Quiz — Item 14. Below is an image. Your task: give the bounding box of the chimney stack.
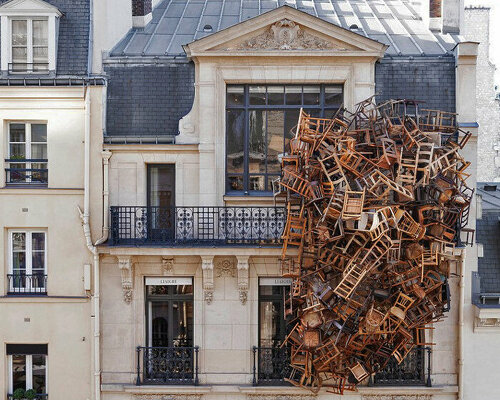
[427,0,463,34]
[132,0,152,28]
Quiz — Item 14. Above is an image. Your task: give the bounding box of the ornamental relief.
[133,395,202,400]
[361,395,432,400]
[216,259,235,277]
[222,19,350,51]
[247,396,316,400]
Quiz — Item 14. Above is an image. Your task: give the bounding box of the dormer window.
[0,0,61,75]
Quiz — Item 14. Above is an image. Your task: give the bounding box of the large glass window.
[10,18,48,72]
[226,84,343,194]
[6,122,48,184]
[259,278,291,348]
[8,230,47,294]
[146,278,194,347]
[7,344,47,397]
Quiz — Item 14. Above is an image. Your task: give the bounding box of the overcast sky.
[464,0,500,87]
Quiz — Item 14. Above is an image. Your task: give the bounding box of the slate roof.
[110,0,461,58]
[0,0,90,76]
[477,183,500,293]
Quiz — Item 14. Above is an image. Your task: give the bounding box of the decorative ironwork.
[110,206,286,246]
[7,394,48,400]
[5,158,48,185]
[136,346,199,385]
[7,274,47,295]
[252,346,291,386]
[370,347,431,386]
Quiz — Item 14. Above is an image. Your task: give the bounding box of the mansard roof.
[0,0,90,76]
[110,0,461,58]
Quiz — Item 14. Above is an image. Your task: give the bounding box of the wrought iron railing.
[8,62,49,73]
[7,394,48,400]
[7,274,47,295]
[110,206,286,246]
[5,159,48,185]
[252,346,291,386]
[370,347,431,386]
[136,346,199,385]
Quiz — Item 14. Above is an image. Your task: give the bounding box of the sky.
[464,0,500,87]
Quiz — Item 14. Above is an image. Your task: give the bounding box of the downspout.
[458,249,466,400]
[78,85,101,400]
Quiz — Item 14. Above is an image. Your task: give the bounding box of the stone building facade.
[0,0,490,400]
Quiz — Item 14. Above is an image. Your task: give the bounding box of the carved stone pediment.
[220,19,353,51]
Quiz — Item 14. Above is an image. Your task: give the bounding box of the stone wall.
[463,7,500,182]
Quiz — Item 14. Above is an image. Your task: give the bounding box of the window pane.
[33,20,48,46]
[249,86,266,105]
[172,301,193,347]
[228,176,244,191]
[249,110,266,174]
[226,86,244,106]
[249,175,265,191]
[226,110,244,174]
[31,124,47,142]
[13,232,26,251]
[12,47,28,63]
[10,124,26,142]
[9,144,26,159]
[284,109,300,152]
[267,111,284,173]
[259,301,282,347]
[325,86,343,106]
[171,284,193,295]
[32,355,47,394]
[285,86,302,105]
[12,20,27,46]
[267,86,284,105]
[303,85,320,105]
[151,302,169,347]
[12,355,27,391]
[33,47,48,64]
[31,144,47,159]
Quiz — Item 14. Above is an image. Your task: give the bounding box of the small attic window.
[484,185,497,192]
[0,0,62,75]
[349,24,359,30]
[203,24,213,33]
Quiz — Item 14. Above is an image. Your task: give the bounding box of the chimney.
[428,0,463,34]
[132,0,152,28]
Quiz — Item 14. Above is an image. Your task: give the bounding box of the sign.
[145,277,193,286]
[260,277,292,286]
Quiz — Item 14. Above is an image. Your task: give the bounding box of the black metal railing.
[136,346,199,385]
[7,394,48,400]
[5,159,48,185]
[111,206,286,246]
[252,346,291,386]
[7,274,47,295]
[370,347,431,386]
[8,62,49,73]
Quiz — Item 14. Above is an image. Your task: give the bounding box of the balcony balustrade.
[7,395,47,400]
[7,274,47,295]
[136,346,199,385]
[110,206,286,246]
[252,346,291,386]
[5,159,48,185]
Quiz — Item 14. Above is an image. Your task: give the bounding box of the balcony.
[7,274,47,295]
[110,206,286,246]
[5,159,48,186]
[370,347,431,386]
[252,346,291,386]
[136,346,199,385]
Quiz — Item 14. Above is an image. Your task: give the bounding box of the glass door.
[147,164,175,241]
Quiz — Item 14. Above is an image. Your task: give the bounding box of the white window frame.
[10,17,49,73]
[8,229,47,293]
[0,0,62,74]
[6,122,48,184]
[8,354,48,394]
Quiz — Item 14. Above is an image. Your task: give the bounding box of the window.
[8,230,47,294]
[6,122,48,185]
[7,344,47,397]
[226,84,343,194]
[0,0,62,74]
[11,18,48,72]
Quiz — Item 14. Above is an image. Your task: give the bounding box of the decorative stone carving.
[117,256,134,304]
[216,259,235,277]
[201,256,214,304]
[361,396,431,400]
[237,256,250,305]
[133,395,202,400]
[228,19,348,51]
[162,256,174,275]
[248,395,316,400]
[476,317,500,328]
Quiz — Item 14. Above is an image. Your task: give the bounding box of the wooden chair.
[342,189,366,220]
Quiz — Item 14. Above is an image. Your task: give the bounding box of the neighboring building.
[0,0,105,399]
[463,7,500,182]
[96,1,478,400]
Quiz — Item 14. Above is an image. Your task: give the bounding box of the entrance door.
[147,165,175,242]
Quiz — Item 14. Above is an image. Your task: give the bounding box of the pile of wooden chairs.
[276,98,473,393]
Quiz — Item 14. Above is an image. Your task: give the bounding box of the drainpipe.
[457,249,466,400]
[78,85,101,400]
[95,150,112,246]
